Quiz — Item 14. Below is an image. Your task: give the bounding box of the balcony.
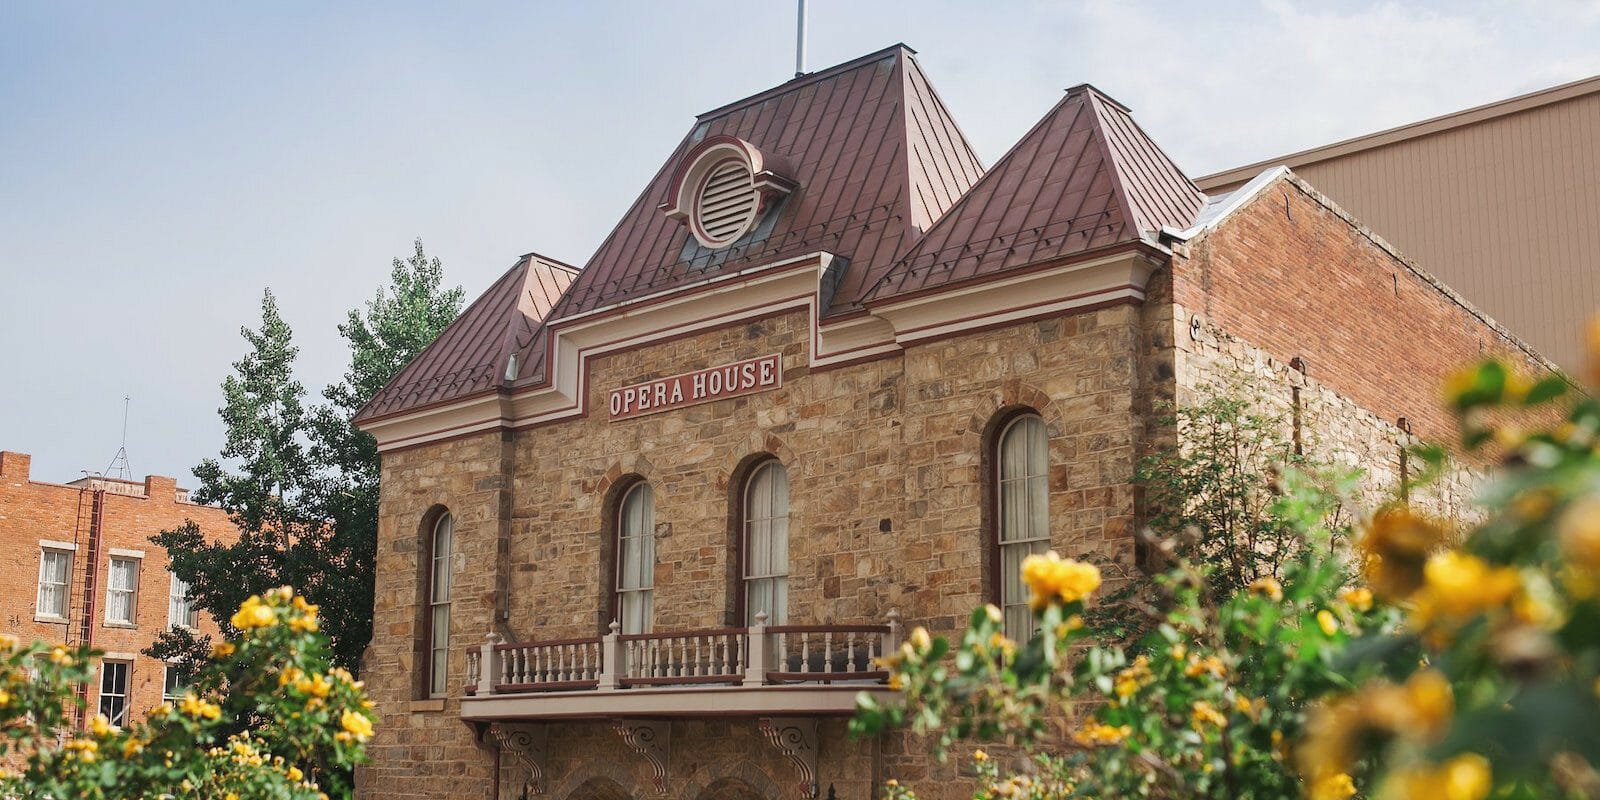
[459,611,902,721]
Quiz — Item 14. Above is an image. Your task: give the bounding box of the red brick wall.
[0,451,233,728]
[1171,174,1554,446]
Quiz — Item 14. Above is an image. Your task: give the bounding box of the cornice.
[359,248,1165,453]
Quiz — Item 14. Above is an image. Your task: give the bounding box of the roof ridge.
[696,43,914,121]
[1081,88,1205,236]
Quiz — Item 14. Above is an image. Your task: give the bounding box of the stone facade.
[356,167,1558,800]
[0,451,229,728]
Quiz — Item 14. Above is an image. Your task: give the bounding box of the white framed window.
[997,414,1051,640]
[162,664,186,702]
[36,548,72,620]
[105,557,139,625]
[615,483,655,635]
[169,572,199,629]
[99,661,129,727]
[427,512,453,698]
[743,461,790,626]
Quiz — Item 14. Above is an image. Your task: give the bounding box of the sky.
[3,0,1599,487]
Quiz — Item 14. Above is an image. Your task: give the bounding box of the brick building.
[351,46,1554,800]
[0,450,229,728]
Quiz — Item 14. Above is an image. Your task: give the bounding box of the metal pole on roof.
[795,0,808,77]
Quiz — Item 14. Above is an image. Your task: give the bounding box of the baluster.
[735,634,746,672]
[847,636,858,673]
[691,636,701,676]
[824,632,834,674]
[625,640,637,679]
[720,635,731,675]
[515,649,526,685]
[777,631,787,672]
[581,642,591,680]
[800,632,811,673]
[564,644,573,681]
[649,640,659,678]
[498,649,510,685]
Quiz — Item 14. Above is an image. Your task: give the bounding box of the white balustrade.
[475,609,902,694]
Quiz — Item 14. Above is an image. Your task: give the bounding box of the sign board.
[609,353,782,420]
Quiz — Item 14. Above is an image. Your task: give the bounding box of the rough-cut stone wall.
[358,431,508,798]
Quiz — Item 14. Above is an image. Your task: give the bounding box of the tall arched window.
[426,512,453,698]
[616,483,655,635]
[996,414,1050,640]
[742,461,790,625]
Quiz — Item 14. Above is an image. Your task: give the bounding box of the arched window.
[742,461,789,625]
[616,483,655,635]
[426,512,453,698]
[996,414,1050,640]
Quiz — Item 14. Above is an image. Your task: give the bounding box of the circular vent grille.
[694,159,759,247]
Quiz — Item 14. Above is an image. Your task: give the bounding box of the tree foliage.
[0,589,373,799]
[152,240,463,675]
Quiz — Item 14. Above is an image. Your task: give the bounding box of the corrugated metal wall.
[1199,88,1600,373]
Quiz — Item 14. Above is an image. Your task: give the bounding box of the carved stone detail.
[758,717,819,800]
[613,720,671,796]
[491,723,548,797]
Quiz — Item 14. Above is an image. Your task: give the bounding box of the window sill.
[409,699,447,713]
[34,615,68,625]
[103,622,137,630]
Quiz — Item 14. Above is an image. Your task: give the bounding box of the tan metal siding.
[1200,89,1600,372]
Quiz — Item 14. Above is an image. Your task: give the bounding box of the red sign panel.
[609,353,782,420]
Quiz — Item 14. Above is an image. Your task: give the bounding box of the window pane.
[99,662,128,727]
[743,462,789,624]
[431,514,453,604]
[163,666,185,701]
[430,645,448,696]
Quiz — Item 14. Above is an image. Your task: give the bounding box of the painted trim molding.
[359,247,1164,452]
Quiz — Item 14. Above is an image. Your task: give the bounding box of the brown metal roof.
[869,85,1205,302]
[356,253,577,421]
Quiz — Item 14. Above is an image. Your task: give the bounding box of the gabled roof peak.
[695,43,917,122]
[1064,83,1131,113]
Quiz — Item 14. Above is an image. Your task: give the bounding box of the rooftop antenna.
[104,396,132,481]
[794,0,808,77]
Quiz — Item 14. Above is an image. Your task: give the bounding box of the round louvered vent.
[693,159,760,248]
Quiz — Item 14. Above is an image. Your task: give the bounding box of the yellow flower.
[1411,551,1521,627]
[48,646,74,666]
[1381,753,1492,800]
[1558,495,1600,572]
[1020,551,1101,610]
[1114,655,1152,699]
[1168,643,1187,661]
[295,673,334,699]
[1248,576,1284,601]
[231,595,277,630]
[0,634,16,651]
[286,765,304,781]
[1360,509,1447,599]
[1317,610,1339,636]
[1072,721,1131,746]
[1184,655,1227,679]
[179,692,221,720]
[1338,587,1373,613]
[1310,772,1357,800]
[340,709,374,741]
[908,626,931,652]
[1190,700,1228,730]
[213,641,237,658]
[0,690,10,706]
[972,749,988,763]
[90,714,112,737]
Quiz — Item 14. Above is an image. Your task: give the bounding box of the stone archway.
[694,777,769,800]
[563,776,633,800]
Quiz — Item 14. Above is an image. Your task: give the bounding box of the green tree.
[152,240,463,675]
[304,238,464,674]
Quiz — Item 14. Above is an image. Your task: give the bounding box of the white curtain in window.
[998,415,1050,640]
[744,462,790,626]
[37,550,70,618]
[428,513,453,698]
[107,559,137,624]
[169,572,198,629]
[617,484,655,635]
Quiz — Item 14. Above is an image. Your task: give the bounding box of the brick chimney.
[0,451,31,482]
[143,474,178,502]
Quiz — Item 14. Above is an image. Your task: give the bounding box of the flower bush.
[855,318,1600,800]
[1299,328,1600,799]
[853,465,1394,800]
[0,587,372,799]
